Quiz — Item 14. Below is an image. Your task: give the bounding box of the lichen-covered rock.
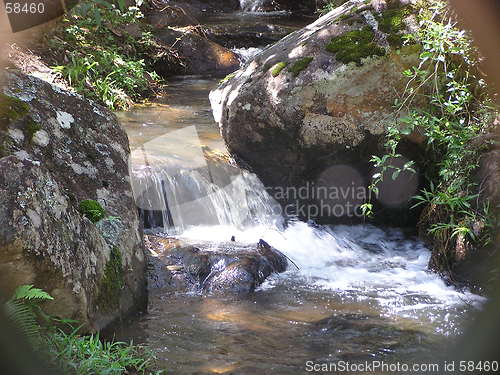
[210,0,424,225]
[0,70,147,331]
[145,236,288,296]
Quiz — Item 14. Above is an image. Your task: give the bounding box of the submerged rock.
[0,71,147,331]
[145,236,288,295]
[210,0,425,225]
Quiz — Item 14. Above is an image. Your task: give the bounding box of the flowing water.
[115,76,485,374]
[239,0,266,12]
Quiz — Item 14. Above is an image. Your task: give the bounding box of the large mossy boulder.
[0,71,147,331]
[210,0,425,225]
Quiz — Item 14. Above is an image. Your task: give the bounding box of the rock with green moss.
[271,62,288,77]
[96,247,124,311]
[376,6,412,47]
[220,72,237,83]
[326,27,386,65]
[0,70,147,332]
[210,0,424,226]
[0,93,29,128]
[24,118,42,140]
[290,57,314,76]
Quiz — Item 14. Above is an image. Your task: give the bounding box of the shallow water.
[116,75,483,374]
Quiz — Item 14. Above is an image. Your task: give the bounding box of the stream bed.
[114,76,484,374]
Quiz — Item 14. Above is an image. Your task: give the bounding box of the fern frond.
[4,299,41,342]
[3,285,54,346]
[12,284,54,302]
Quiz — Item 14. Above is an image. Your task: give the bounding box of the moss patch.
[376,6,412,48]
[326,27,386,65]
[220,72,236,83]
[271,62,287,77]
[0,93,29,129]
[290,57,313,77]
[79,199,106,223]
[24,118,42,140]
[96,247,124,312]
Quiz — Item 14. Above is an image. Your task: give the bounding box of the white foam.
[179,221,485,316]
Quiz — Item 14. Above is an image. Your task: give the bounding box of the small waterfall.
[240,0,265,12]
[129,126,282,234]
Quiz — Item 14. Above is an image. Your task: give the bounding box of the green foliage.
[46,327,162,375]
[3,285,54,345]
[325,27,386,65]
[49,0,161,109]
[4,284,161,374]
[79,199,106,223]
[97,247,124,311]
[290,57,313,77]
[366,1,497,249]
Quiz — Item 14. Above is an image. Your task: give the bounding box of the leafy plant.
[365,0,497,259]
[47,0,162,109]
[3,285,162,374]
[46,327,163,375]
[3,285,54,345]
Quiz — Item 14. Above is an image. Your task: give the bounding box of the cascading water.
[131,157,282,233]
[122,77,483,326]
[117,76,485,373]
[239,0,265,12]
[128,124,281,234]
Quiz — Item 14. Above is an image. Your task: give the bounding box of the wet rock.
[203,22,297,48]
[154,28,240,77]
[145,236,288,295]
[0,70,147,331]
[210,0,425,225]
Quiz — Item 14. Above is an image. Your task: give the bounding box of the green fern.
[11,284,54,301]
[3,285,54,345]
